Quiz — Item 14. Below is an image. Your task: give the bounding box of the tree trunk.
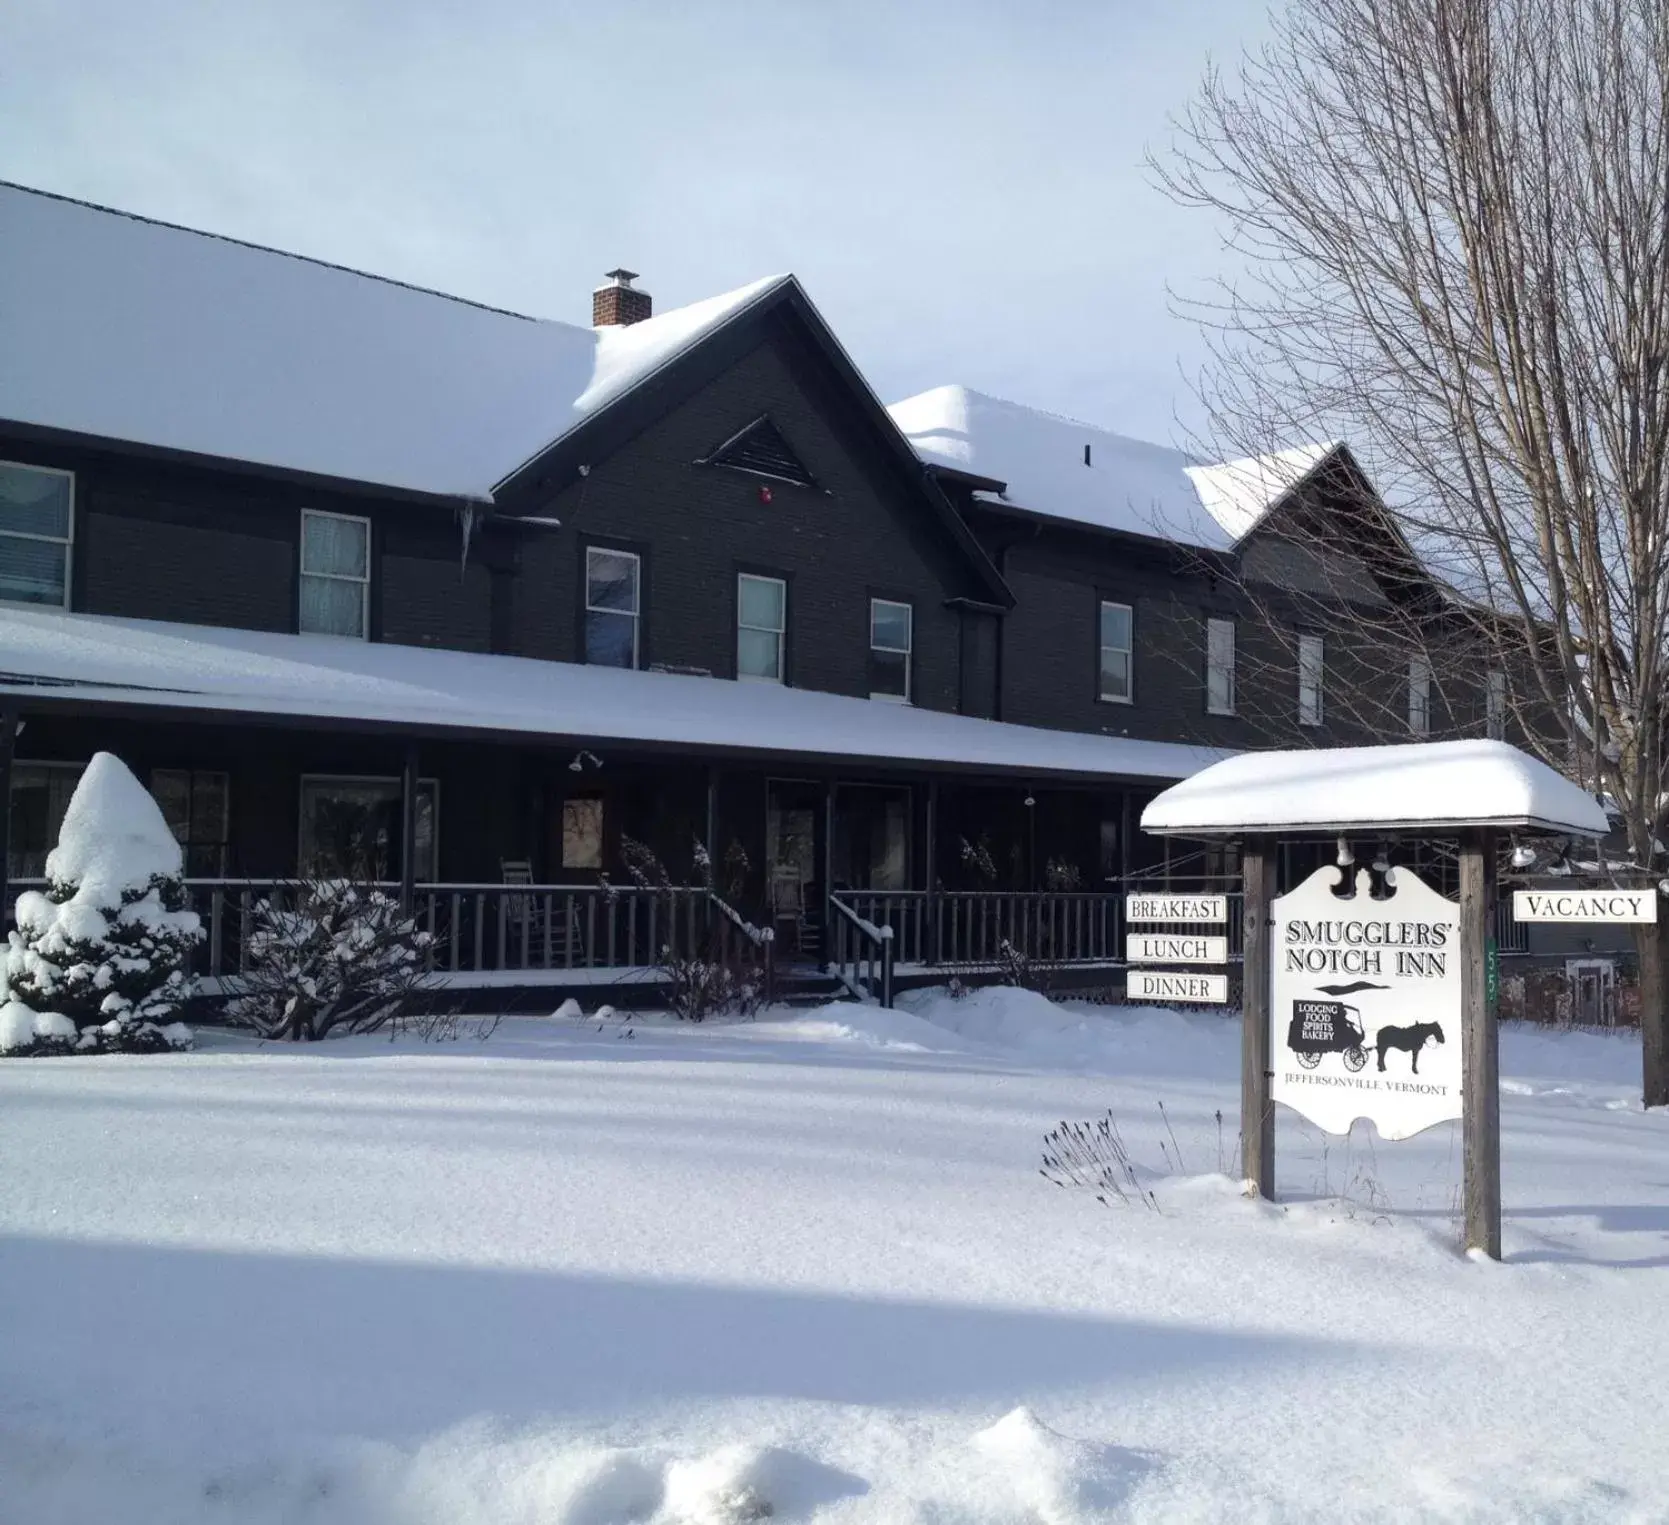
[1637,918,1669,1108]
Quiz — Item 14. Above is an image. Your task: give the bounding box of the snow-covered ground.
[2,989,1665,1523]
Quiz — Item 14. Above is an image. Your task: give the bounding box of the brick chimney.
[592,268,652,327]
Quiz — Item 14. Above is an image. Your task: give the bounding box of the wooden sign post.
[1460,828,1500,1259]
[1241,840,1275,1200]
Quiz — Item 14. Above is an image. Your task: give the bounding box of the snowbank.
[0,989,1663,1522]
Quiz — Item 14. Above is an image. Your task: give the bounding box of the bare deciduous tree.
[1155,0,1669,1103]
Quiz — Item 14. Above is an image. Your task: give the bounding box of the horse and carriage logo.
[1285,983,1446,1075]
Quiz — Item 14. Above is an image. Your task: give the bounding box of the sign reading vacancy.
[1512,889,1657,924]
[1126,932,1228,965]
[1128,969,1229,1004]
[1270,866,1461,1140]
[1125,893,1227,923]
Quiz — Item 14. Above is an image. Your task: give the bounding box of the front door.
[766,779,822,960]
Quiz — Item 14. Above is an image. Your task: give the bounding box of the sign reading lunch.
[1126,933,1228,965]
[1270,865,1462,1140]
[1512,888,1657,924]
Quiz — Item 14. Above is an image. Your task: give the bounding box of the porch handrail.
[826,892,895,1008]
[707,888,776,1004]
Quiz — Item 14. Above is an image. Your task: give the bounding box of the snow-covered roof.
[1141,739,1609,838]
[886,385,1336,551]
[0,609,1226,783]
[0,182,788,500]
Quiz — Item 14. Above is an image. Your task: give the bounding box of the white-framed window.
[1486,668,1507,739]
[584,546,641,668]
[298,774,438,882]
[869,598,913,702]
[299,509,370,638]
[1098,600,1133,703]
[151,768,231,877]
[1408,654,1432,737]
[0,459,73,609]
[737,573,786,682]
[1298,633,1325,727]
[1206,616,1236,715]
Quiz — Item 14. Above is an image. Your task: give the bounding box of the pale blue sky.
[1,0,1263,446]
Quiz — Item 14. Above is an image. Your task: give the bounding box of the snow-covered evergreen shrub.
[227,879,435,1041]
[1,752,200,1057]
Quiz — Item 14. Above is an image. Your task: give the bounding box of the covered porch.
[0,608,1236,1005]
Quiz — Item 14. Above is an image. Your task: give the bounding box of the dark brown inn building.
[0,182,1583,1008]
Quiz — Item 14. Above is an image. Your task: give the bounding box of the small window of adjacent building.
[299,509,370,638]
[1298,633,1325,726]
[1206,617,1236,715]
[561,797,605,870]
[1098,600,1133,703]
[869,598,913,702]
[584,546,641,667]
[298,775,437,882]
[1487,668,1507,739]
[151,768,231,877]
[0,460,73,609]
[1408,654,1432,737]
[737,573,786,682]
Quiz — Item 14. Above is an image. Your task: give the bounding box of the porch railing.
[827,893,895,1007]
[6,879,771,987]
[836,890,1247,970]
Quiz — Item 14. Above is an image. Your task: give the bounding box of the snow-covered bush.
[227,879,435,1041]
[1,752,200,1057]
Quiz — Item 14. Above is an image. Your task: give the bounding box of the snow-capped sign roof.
[0,182,788,499]
[0,609,1227,784]
[44,750,185,895]
[1141,740,1609,838]
[886,384,1335,550]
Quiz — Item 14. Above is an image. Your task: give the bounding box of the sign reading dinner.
[1270,865,1463,1140]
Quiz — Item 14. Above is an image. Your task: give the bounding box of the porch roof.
[0,609,1227,784]
[1140,740,1610,838]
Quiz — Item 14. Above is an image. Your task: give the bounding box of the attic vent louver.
[702,415,816,488]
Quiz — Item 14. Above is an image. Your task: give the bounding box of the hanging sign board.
[1127,969,1229,1004]
[1126,932,1228,965]
[1125,893,1227,923]
[1511,889,1656,924]
[1270,866,1462,1140]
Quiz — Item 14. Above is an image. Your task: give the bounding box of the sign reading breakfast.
[1124,893,1227,924]
[1270,865,1462,1140]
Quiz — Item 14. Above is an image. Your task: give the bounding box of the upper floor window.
[1408,655,1432,737]
[584,546,641,667]
[1297,633,1325,727]
[1206,617,1236,716]
[738,573,786,682]
[870,598,913,702]
[299,509,369,638]
[1098,600,1133,703]
[0,460,73,609]
[1486,668,1507,739]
